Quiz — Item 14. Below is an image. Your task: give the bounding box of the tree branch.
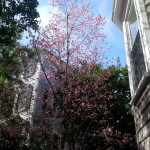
[34,46,56,97]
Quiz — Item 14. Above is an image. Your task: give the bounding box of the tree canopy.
[0,0,39,117]
[0,0,137,149]
[0,0,39,45]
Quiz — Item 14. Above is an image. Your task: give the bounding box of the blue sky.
[21,0,126,66]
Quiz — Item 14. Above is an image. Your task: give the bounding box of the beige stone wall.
[132,83,150,149]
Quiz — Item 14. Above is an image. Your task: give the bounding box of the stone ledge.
[132,85,150,122]
[130,72,150,106]
[135,106,150,132]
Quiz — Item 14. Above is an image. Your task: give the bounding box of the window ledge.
[130,72,150,105]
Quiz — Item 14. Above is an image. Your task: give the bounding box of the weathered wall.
[132,82,150,150]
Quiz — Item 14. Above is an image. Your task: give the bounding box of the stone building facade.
[13,57,44,124]
[112,0,150,149]
[12,54,65,149]
[13,55,57,125]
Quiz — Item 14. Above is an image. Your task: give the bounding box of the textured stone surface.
[132,83,150,149]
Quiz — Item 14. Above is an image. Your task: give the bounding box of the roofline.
[112,0,128,31]
[112,0,117,25]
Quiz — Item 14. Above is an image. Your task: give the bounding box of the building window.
[16,84,33,112]
[128,3,146,89]
[42,90,48,110]
[129,4,138,45]
[130,32,146,88]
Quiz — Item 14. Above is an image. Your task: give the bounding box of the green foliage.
[106,66,133,129]
[81,66,137,150]
[0,0,39,117]
[0,0,39,82]
[0,0,39,45]
[0,46,36,118]
[0,80,14,117]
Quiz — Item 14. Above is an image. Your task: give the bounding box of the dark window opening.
[42,90,48,109]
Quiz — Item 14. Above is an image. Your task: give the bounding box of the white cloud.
[37,5,51,27]
[37,4,59,27]
[20,3,57,45]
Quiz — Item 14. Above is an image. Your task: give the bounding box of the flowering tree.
[28,0,136,150]
[29,0,108,148]
[31,0,106,69]
[29,65,136,150]
[0,0,136,149]
[29,0,107,113]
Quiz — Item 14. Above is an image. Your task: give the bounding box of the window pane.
[129,5,138,44]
